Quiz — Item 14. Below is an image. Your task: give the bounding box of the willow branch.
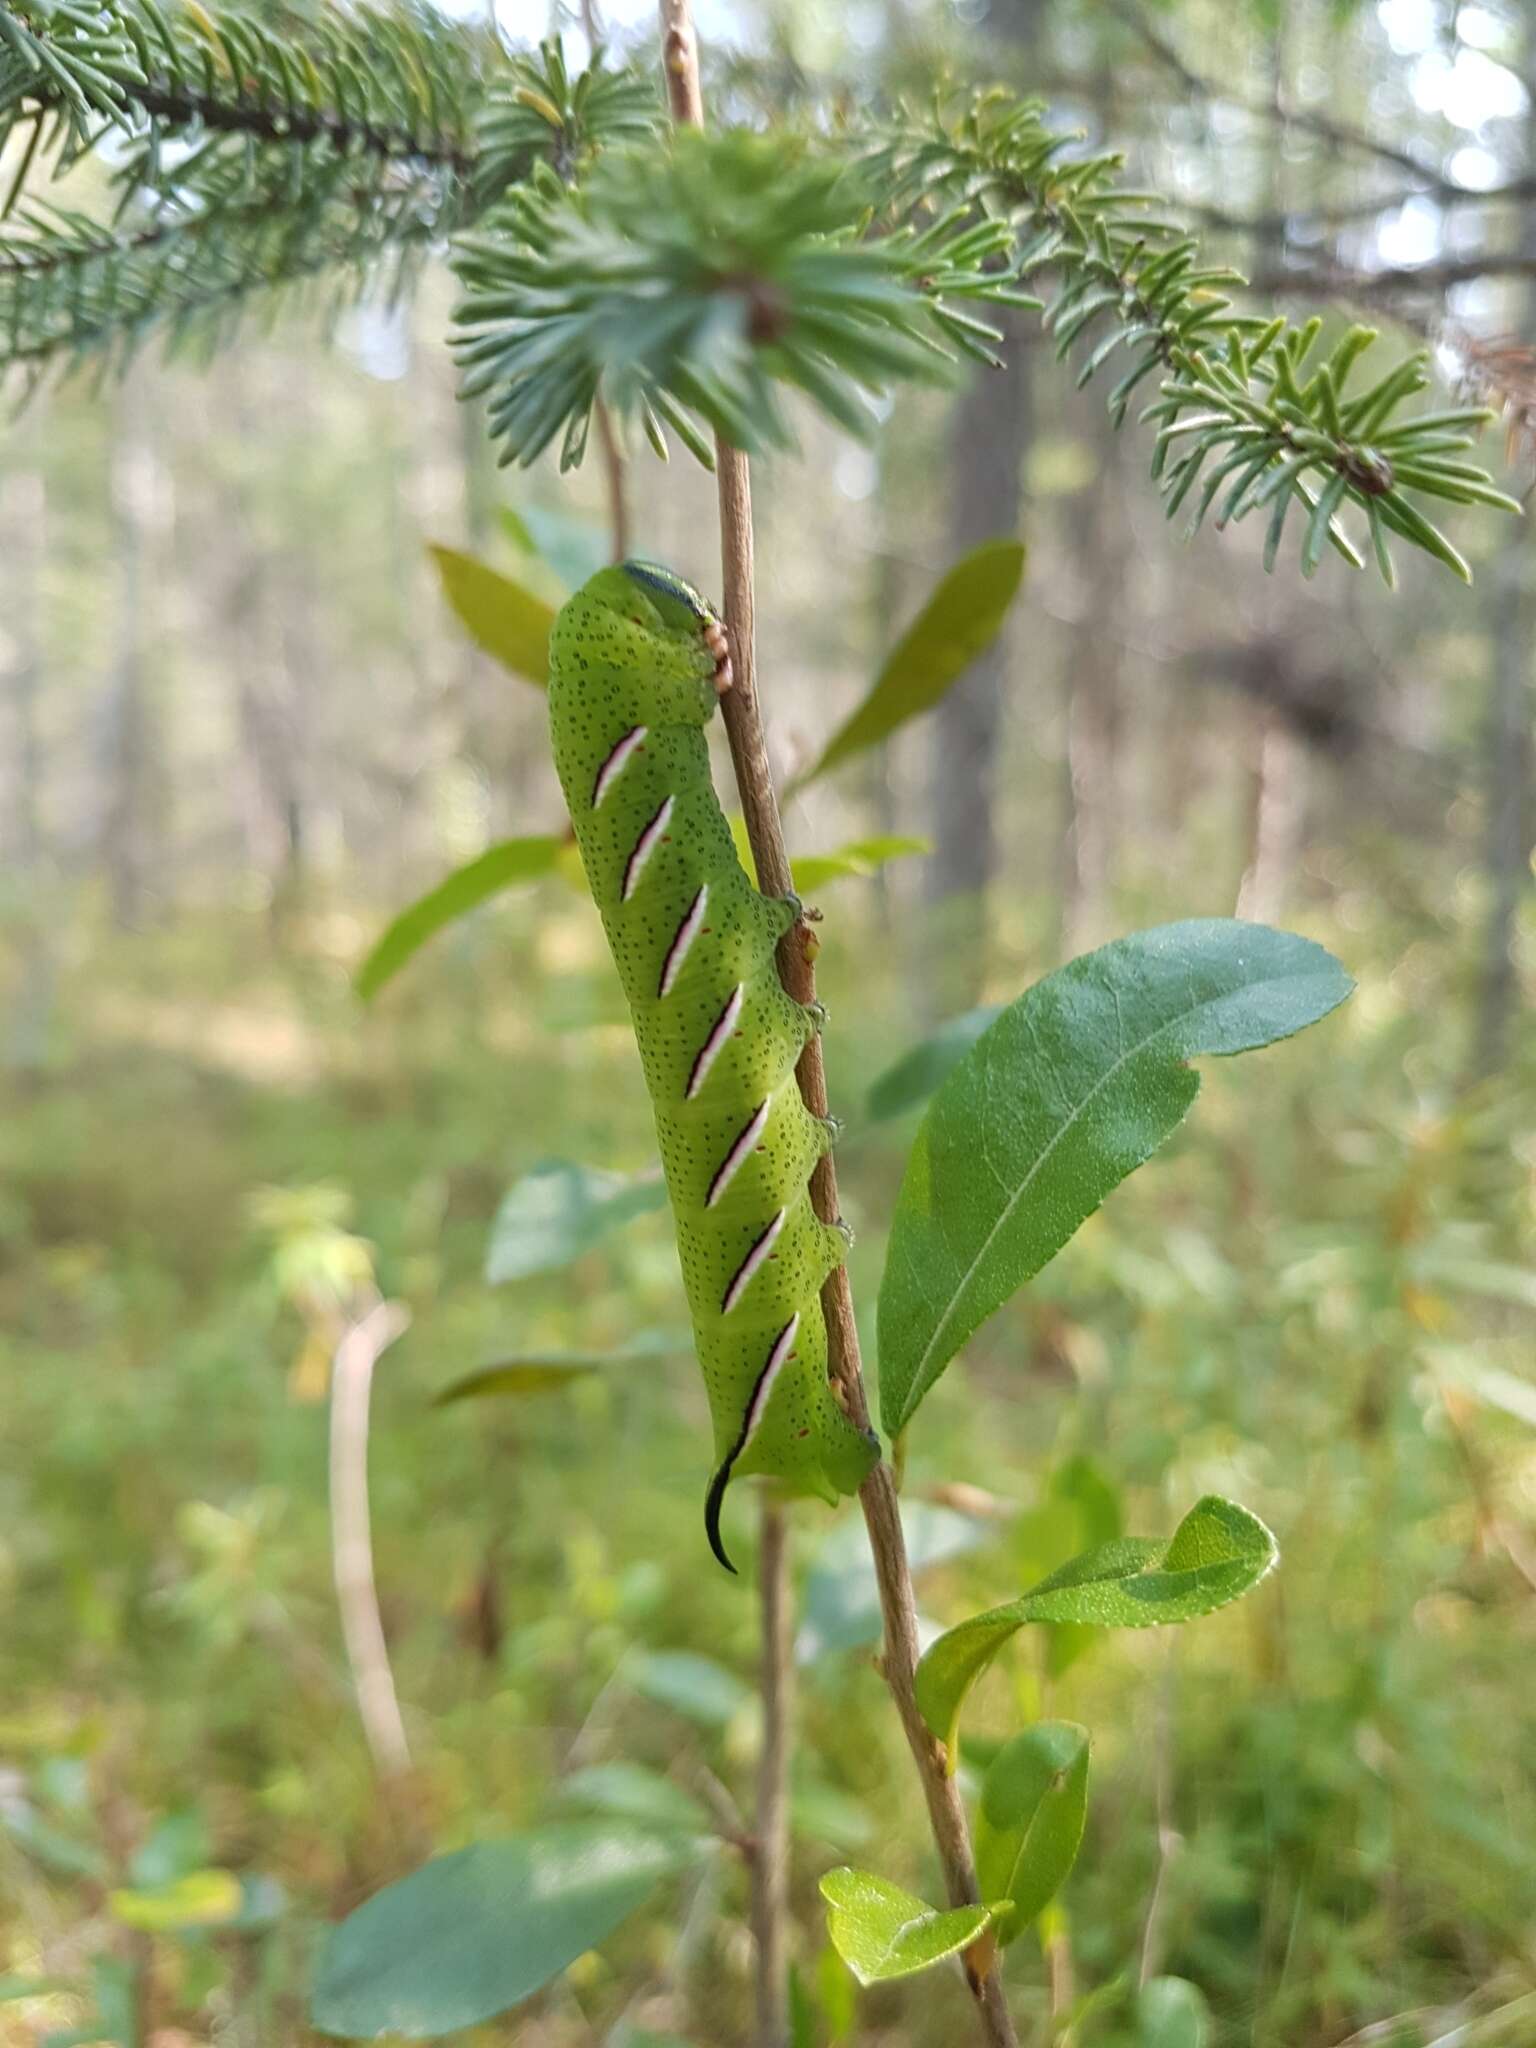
[753,1496,792,2048]
[657,6,1016,2043]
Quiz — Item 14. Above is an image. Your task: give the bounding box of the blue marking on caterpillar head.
[623,559,715,626]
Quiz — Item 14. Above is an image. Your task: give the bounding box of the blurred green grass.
[1,864,1532,2047]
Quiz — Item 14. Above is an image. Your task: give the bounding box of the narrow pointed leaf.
[310,1827,688,2039]
[876,921,1352,1436]
[819,1868,997,1985]
[356,837,565,999]
[915,1496,1277,1754]
[108,1869,244,1931]
[435,1331,678,1406]
[432,1357,607,1405]
[974,1722,1089,1939]
[430,544,556,685]
[795,541,1026,786]
[791,836,930,891]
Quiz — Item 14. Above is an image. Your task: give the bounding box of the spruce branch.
[0,166,442,374]
[470,33,659,206]
[0,19,657,377]
[1,0,488,181]
[450,127,1039,472]
[2,4,1517,577]
[864,88,1521,583]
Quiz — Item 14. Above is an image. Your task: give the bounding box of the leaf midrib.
[896,972,1285,1421]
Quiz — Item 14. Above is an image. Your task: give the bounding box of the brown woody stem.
[655,8,1017,2044]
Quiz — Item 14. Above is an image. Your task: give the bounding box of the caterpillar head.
[568,562,732,722]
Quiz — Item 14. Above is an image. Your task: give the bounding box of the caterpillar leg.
[773,888,803,932]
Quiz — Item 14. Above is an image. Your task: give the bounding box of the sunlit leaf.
[796,541,1026,786]
[817,1938,859,2041]
[876,921,1353,1436]
[109,1869,244,1931]
[974,1723,1089,1940]
[1433,1351,1536,1430]
[866,1004,1003,1122]
[792,836,930,892]
[819,1867,996,1985]
[430,544,555,686]
[485,1161,666,1285]
[915,1496,1277,1755]
[1418,1257,1536,1312]
[723,820,928,894]
[356,837,565,1000]
[310,1827,690,2039]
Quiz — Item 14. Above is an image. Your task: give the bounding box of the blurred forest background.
[3,0,1535,2044]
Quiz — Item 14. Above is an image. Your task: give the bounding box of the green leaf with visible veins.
[916,1496,1278,1756]
[975,1723,1089,1940]
[430,544,555,686]
[876,920,1353,1436]
[819,1868,997,1985]
[794,541,1025,787]
[356,837,565,999]
[310,1826,691,2038]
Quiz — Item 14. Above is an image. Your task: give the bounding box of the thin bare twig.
[592,392,630,562]
[329,1294,413,1781]
[1245,253,1536,298]
[657,8,1017,2043]
[754,1497,793,2048]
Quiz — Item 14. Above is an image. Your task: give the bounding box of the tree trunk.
[1472,530,1533,1076]
[926,323,1032,989]
[2,462,55,1074]
[1060,427,1127,959]
[1236,704,1308,925]
[98,398,160,926]
[925,0,1043,998]
[1471,60,1536,1078]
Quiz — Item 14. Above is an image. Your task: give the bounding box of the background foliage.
[2,0,1534,2043]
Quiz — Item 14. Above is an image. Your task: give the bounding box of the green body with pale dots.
[547,561,879,1569]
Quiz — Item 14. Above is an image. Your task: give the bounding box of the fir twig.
[863,88,1521,583]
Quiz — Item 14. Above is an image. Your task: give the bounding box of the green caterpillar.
[548,561,880,1571]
